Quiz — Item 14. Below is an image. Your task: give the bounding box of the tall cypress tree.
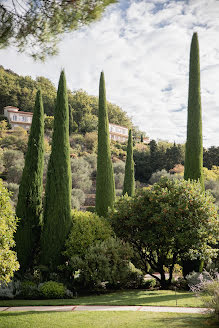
[69,104,73,135]
[184,32,204,191]
[123,129,135,197]
[41,70,72,270]
[16,90,44,272]
[96,71,115,217]
[183,32,204,276]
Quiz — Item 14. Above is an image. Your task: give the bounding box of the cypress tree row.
[184,32,204,191]
[96,71,115,217]
[16,90,44,272]
[41,70,72,270]
[123,129,135,197]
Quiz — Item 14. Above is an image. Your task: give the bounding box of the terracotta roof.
[7,110,33,115]
[109,122,129,129]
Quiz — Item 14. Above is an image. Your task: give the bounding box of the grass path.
[0,311,217,328]
[0,290,204,308]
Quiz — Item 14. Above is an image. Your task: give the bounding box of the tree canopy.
[0,0,117,60]
[109,178,219,288]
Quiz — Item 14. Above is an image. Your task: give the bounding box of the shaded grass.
[0,311,216,328]
[0,290,204,307]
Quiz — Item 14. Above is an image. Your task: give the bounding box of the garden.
[0,1,219,328]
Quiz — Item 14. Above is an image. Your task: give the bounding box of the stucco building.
[4,106,33,130]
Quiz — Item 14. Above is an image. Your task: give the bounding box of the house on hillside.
[109,123,129,143]
[4,106,33,130]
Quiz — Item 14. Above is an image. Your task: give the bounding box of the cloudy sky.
[0,0,219,147]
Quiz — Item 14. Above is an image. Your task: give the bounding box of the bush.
[64,211,113,259]
[189,271,219,322]
[0,179,19,283]
[18,281,40,299]
[70,237,133,289]
[143,279,156,289]
[39,281,66,299]
[124,263,145,289]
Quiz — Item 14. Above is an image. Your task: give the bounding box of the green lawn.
[0,290,204,308]
[0,311,216,328]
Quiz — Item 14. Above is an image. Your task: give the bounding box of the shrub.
[18,281,40,299]
[124,263,145,289]
[39,281,66,299]
[0,179,19,283]
[144,279,156,289]
[189,271,219,322]
[64,210,113,259]
[70,237,133,289]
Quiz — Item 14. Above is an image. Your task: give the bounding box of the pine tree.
[16,90,44,272]
[96,71,115,217]
[123,129,135,196]
[41,70,72,270]
[184,32,204,191]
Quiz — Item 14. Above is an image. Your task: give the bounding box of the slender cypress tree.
[41,70,72,270]
[16,90,44,272]
[184,32,204,191]
[183,32,204,276]
[96,71,115,217]
[123,129,135,197]
[69,104,73,135]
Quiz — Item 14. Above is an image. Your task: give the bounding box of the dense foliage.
[96,72,115,216]
[0,179,19,283]
[0,66,133,132]
[64,210,113,259]
[16,90,44,272]
[41,71,72,270]
[109,178,219,288]
[184,33,204,190]
[0,0,117,60]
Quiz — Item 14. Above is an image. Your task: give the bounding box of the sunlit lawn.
[0,311,216,328]
[0,290,204,307]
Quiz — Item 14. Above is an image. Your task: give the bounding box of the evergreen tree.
[123,129,135,196]
[96,72,115,217]
[69,104,74,135]
[140,134,143,143]
[184,32,204,191]
[16,90,44,272]
[41,70,72,270]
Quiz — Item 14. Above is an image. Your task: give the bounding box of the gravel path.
[0,305,210,314]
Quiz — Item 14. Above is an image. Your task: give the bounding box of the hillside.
[0,65,135,135]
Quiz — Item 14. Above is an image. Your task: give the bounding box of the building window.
[22,116,27,122]
[12,115,17,121]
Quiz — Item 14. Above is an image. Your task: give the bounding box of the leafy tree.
[71,157,92,192]
[109,178,219,288]
[0,0,117,60]
[0,179,19,283]
[96,72,115,217]
[165,143,184,171]
[123,129,135,196]
[184,33,204,191]
[41,71,72,271]
[204,146,219,169]
[15,90,44,272]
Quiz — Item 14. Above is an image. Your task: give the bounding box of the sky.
[0,0,219,147]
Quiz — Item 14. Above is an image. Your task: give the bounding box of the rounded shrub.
[39,281,66,299]
[18,281,40,299]
[65,210,113,259]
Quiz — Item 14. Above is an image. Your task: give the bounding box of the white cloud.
[0,0,219,147]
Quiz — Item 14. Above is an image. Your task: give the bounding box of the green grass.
[0,290,204,308]
[0,311,216,328]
